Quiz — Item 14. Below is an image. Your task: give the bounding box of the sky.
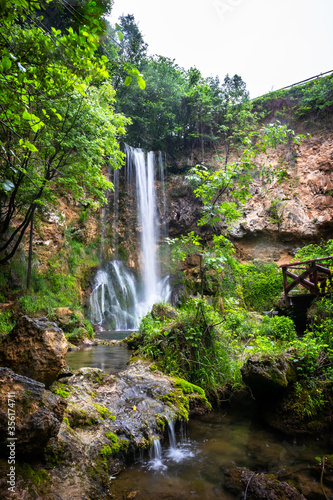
[109,0,333,98]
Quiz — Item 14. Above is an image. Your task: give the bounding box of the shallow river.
[65,330,132,373]
[65,334,331,499]
[112,410,331,499]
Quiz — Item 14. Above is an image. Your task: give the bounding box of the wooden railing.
[280,256,333,305]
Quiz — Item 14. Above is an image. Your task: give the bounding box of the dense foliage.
[112,16,257,155]
[254,73,333,123]
[0,0,129,266]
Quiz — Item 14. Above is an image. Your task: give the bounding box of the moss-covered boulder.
[151,302,177,321]
[224,467,306,499]
[241,353,297,398]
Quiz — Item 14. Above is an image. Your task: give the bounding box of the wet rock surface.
[0,315,68,387]
[224,466,307,499]
[0,367,67,456]
[0,360,210,499]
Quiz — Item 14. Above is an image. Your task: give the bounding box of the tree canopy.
[0,0,129,264]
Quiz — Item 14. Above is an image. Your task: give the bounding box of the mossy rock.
[151,303,177,321]
[65,406,98,428]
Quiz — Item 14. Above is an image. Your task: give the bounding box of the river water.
[65,338,331,499]
[111,410,331,499]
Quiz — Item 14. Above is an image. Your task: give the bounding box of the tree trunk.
[27,208,35,290]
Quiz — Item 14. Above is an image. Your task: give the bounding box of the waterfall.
[89,145,170,331]
[146,420,197,470]
[148,438,166,470]
[129,146,160,306]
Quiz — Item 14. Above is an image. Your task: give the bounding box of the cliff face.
[166,126,333,264]
[15,120,333,278]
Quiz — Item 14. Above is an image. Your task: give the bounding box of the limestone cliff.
[166,126,333,265]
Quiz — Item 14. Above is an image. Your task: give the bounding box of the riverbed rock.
[224,466,306,499]
[0,315,68,386]
[0,367,67,456]
[39,361,211,499]
[241,353,296,398]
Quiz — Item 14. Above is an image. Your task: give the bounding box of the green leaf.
[137,77,146,90]
[22,110,31,120]
[2,56,11,70]
[22,141,38,152]
[124,76,132,86]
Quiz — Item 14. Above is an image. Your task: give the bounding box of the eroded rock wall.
[166,127,333,264]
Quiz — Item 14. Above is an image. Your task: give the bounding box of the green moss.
[51,382,71,399]
[63,417,70,427]
[44,441,66,467]
[103,433,129,455]
[159,389,190,421]
[93,403,116,420]
[66,408,98,428]
[22,464,50,489]
[155,413,167,431]
[174,377,205,396]
[88,456,110,489]
[87,370,107,385]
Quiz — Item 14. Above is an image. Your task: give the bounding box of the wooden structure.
[281,256,333,306]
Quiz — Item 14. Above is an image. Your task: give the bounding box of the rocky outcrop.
[241,353,297,397]
[19,361,210,499]
[167,131,333,263]
[228,134,333,261]
[0,316,68,386]
[224,467,306,499]
[0,367,66,456]
[241,354,333,436]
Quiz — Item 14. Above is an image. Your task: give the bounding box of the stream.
[65,339,331,499]
[112,410,330,499]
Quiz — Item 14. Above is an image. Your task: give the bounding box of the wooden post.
[281,266,290,306]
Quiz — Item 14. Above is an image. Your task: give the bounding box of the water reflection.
[65,344,132,373]
[95,330,131,341]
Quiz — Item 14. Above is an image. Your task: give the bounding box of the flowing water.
[89,146,170,331]
[65,344,132,373]
[111,411,332,499]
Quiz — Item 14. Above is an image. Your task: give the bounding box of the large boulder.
[0,315,68,386]
[0,367,67,456]
[241,353,296,398]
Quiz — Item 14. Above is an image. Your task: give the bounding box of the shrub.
[258,315,297,342]
[0,310,15,336]
[134,297,243,393]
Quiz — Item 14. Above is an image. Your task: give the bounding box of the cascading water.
[89,145,170,331]
[146,419,196,471]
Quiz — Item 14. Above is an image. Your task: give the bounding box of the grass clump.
[0,310,15,336]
